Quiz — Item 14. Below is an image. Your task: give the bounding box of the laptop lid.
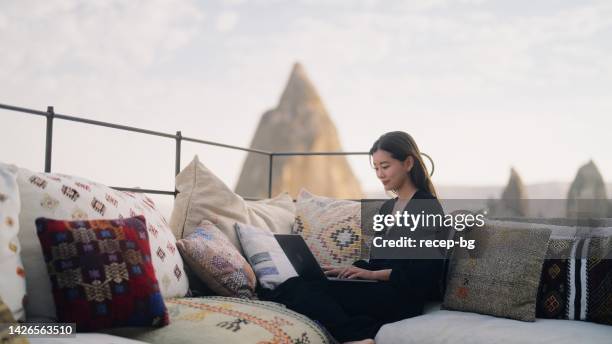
[275,234,378,283]
[274,234,327,282]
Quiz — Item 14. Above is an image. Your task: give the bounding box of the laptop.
[275,234,378,283]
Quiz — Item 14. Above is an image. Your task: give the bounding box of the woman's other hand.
[323,266,376,280]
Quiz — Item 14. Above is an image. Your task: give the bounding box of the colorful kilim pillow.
[537,234,612,325]
[176,220,256,298]
[16,167,188,320]
[35,216,169,331]
[292,188,361,266]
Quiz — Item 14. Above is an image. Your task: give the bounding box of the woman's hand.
[322,265,376,280]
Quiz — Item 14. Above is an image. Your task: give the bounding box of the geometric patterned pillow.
[292,188,361,266]
[176,220,256,299]
[35,216,169,331]
[16,167,188,320]
[537,235,612,325]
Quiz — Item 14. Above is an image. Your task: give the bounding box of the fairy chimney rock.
[495,167,528,217]
[567,160,609,218]
[234,63,363,199]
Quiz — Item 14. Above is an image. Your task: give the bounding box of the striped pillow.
[234,222,298,290]
[537,230,612,325]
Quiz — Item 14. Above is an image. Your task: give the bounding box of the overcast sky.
[1,0,611,198]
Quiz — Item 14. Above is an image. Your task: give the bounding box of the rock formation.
[234,63,363,199]
[566,160,609,218]
[488,167,528,217]
[501,167,529,216]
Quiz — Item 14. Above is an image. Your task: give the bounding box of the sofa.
[1,158,336,344]
[2,157,611,344]
[377,301,612,344]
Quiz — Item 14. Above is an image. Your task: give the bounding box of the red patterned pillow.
[35,215,169,331]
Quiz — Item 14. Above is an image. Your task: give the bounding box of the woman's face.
[372,149,412,191]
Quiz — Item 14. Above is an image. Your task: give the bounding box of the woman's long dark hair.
[369,131,437,197]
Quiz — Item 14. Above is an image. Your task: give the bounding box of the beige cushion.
[292,188,362,266]
[442,222,551,321]
[169,155,295,249]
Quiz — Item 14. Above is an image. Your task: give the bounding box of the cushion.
[376,307,612,344]
[234,222,298,290]
[16,167,188,320]
[42,333,147,343]
[292,188,361,265]
[176,220,256,298]
[0,163,27,321]
[169,155,295,248]
[35,216,169,331]
[106,297,336,344]
[0,296,28,344]
[442,222,551,321]
[492,217,612,227]
[360,199,386,260]
[536,227,612,325]
[182,263,216,298]
[488,219,612,325]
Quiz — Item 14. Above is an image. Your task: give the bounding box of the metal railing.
[0,102,434,200]
[0,104,435,199]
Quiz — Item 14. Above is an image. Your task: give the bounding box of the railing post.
[174,131,182,198]
[44,106,54,173]
[268,153,274,198]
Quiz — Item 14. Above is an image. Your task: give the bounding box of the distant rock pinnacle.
[567,160,609,217]
[234,62,363,199]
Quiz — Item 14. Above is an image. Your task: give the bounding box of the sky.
[1,0,611,200]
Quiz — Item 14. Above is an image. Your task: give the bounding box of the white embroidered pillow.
[16,168,188,320]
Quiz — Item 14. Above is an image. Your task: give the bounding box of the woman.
[258,131,445,344]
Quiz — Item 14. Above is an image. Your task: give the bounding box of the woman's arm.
[372,269,391,281]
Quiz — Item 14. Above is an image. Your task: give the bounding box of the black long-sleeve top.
[353,189,446,301]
